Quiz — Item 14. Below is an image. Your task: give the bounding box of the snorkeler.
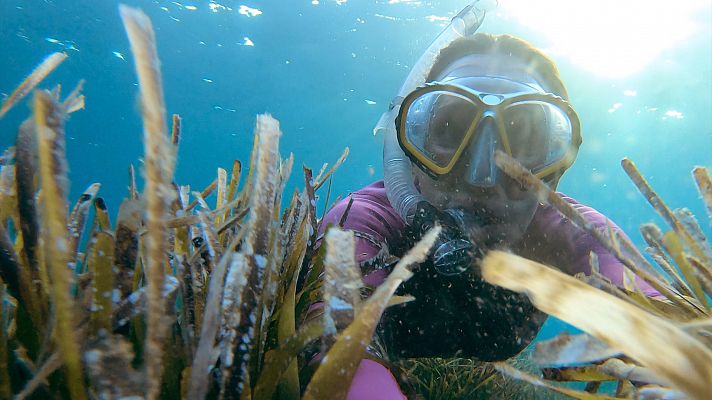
[315,3,661,399]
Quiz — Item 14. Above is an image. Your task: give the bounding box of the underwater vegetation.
[478,152,712,399]
[0,4,710,400]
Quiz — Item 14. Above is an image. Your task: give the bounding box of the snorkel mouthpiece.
[381,1,491,223]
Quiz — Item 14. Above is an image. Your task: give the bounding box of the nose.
[460,116,499,187]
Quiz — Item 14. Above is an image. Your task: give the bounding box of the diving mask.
[396,76,582,185]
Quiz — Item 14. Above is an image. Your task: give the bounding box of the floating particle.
[623,89,637,97]
[160,6,169,11]
[171,1,183,8]
[663,110,683,119]
[209,2,228,12]
[170,16,181,22]
[185,5,198,11]
[607,102,622,113]
[202,78,213,83]
[112,51,126,61]
[425,15,448,23]
[367,165,375,176]
[242,37,254,46]
[45,37,62,44]
[364,100,376,105]
[66,44,79,52]
[238,5,262,17]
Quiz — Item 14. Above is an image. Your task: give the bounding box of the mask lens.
[503,101,573,172]
[404,91,480,169]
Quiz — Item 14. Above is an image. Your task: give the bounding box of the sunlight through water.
[499,0,710,78]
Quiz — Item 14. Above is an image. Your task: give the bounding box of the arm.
[528,194,661,298]
[318,182,406,286]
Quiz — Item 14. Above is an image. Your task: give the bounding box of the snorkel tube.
[377,1,490,223]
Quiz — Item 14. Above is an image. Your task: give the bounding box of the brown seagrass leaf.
[323,228,362,334]
[303,226,440,400]
[622,159,710,268]
[67,183,101,266]
[35,89,87,400]
[692,167,711,220]
[0,52,68,119]
[88,231,114,335]
[495,151,685,308]
[482,251,712,400]
[114,199,142,299]
[120,6,176,397]
[495,363,618,400]
[533,333,621,366]
[15,119,41,282]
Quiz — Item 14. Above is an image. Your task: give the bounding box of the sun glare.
[498,0,710,78]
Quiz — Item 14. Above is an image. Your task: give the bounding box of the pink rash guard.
[317,181,660,399]
[321,181,658,295]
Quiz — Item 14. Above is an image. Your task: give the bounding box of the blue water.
[1,0,710,350]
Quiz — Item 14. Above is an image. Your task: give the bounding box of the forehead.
[435,54,541,86]
[441,76,544,94]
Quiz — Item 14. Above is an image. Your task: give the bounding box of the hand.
[412,202,484,276]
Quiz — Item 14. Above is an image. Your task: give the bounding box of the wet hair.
[427,33,569,101]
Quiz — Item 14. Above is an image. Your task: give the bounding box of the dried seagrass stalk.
[323,228,362,334]
[303,226,441,400]
[641,223,693,295]
[171,113,182,146]
[186,179,217,212]
[495,363,618,400]
[67,183,101,266]
[533,333,620,366]
[224,114,282,398]
[114,199,141,298]
[622,158,710,268]
[675,209,712,266]
[188,229,242,399]
[597,358,665,386]
[494,151,682,305]
[14,119,43,302]
[216,167,228,225]
[119,5,176,398]
[661,231,709,309]
[219,253,250,394]
[62,81,85,114]
[129,164,138,200]
[88,231,115,334]
[94,197,111,231]
[314,147,349,191]
[34,90,86,400]
[225,160,242,221]
[0,52,68,119]
[482,251,712,400]
[693,167,711,219]
[15,352,63,400]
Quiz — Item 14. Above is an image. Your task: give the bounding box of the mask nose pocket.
[464,117,499,187]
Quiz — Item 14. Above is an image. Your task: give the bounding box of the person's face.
[414,54,548,243]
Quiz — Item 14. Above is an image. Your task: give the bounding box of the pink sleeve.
[318,182,406,286]
[532,195,661,298]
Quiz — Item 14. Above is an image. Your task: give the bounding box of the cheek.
[415,174,448,208]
